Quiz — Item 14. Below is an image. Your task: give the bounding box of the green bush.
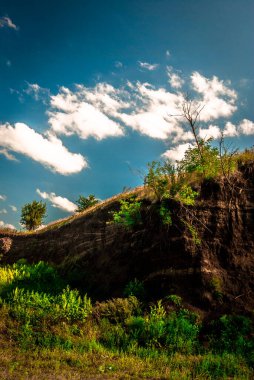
[75,194,99,212]
[123,279,146,299]
[166,294,182,307]
[93,296,141,323]
[178,140,221,179]
[0,261,66,297]
[209,315,254,360]
[159,203,172,225]
[5,286,92,323]
[144,161,170,201]
[111,197,142,228]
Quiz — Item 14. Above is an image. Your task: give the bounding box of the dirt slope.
[1,164,254,313]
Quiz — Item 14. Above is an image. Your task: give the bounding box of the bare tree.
[181,97,205,162]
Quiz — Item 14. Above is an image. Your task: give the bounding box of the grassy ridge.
[0,261,253,379]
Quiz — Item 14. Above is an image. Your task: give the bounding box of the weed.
[123,279,145,300]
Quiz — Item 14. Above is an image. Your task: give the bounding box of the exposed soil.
[1,163,254,314]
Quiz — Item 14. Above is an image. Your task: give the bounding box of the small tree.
[20,201,47,231]
[75,194,99,212]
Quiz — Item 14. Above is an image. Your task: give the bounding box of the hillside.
[1,162,254,314]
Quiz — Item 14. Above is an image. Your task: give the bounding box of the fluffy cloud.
[10,205,17,212]
[0,122,87,175]
[199,125,221,140]
[116,82,185,139]
[0,16,19,30]
[138,61,159,71]
[47,71,241,144]
[168,73,184,89]
[162,143,193,162]
[0,209,7,214]
[223,121,238,137]
[48,85,124,140]
[191,72,237,121]
[222,119,254,137]
[36,189,76,213]
[167,67,184,89]
[239,119,254,135]
[0,195,6,201]
[0,221,15,230]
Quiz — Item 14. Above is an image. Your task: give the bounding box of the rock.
[0,237,12,255]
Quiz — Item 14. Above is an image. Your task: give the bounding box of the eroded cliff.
[1,164,254,313]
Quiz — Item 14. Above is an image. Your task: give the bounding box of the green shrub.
[209,315,254,360]
[0,261,66,297]
[164,311,200,354]
[111,197,142,228]
[126,301,200,354]
[182,219,201,245]
[123,279,145,299]
[178,140,221,179]
[93,296,141,323]
[4,286,92,323]
[99,319,130,351]
[166,294,182,307]
[193,353,251,379]
[144,161,170,201]
[75,194,99,212]
[210,276,224,300]
[159,203,172,225]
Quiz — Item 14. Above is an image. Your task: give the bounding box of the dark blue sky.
[0,0,253,229]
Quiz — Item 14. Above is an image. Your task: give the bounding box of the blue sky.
[0,0,253,229]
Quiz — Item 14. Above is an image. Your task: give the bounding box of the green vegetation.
[111,196,142,228]
[210,276,224,301]
[0,261,253,379]
[75,194,99,212]
[20,200,47,231]
[123,278,146,299]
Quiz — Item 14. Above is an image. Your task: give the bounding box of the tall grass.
[0,261,253,379]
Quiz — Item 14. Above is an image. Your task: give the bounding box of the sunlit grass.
[0,261,253,379]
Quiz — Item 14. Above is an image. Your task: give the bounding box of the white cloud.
[0,209,7,214]
[116,82,185,139]
[168,73,184,89]
[239,119,254,135]
[199,125,221,140]
[223,121,238,137]
[0,220,15,230]
[36,189,76,213]
[138,61,159,71]
[45,70,241,144]
[48,85,124,140]
[10,205,17,212]
[191,72,237,121]
[166,50,171,58]
[162,143,193,162]
[167,67,184,89]
[0,148,18,161]
[222,119,254,137]
[0,122,87,175]
[0,195,6,201]
[25,83,50,103]
[0,16,19,30]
